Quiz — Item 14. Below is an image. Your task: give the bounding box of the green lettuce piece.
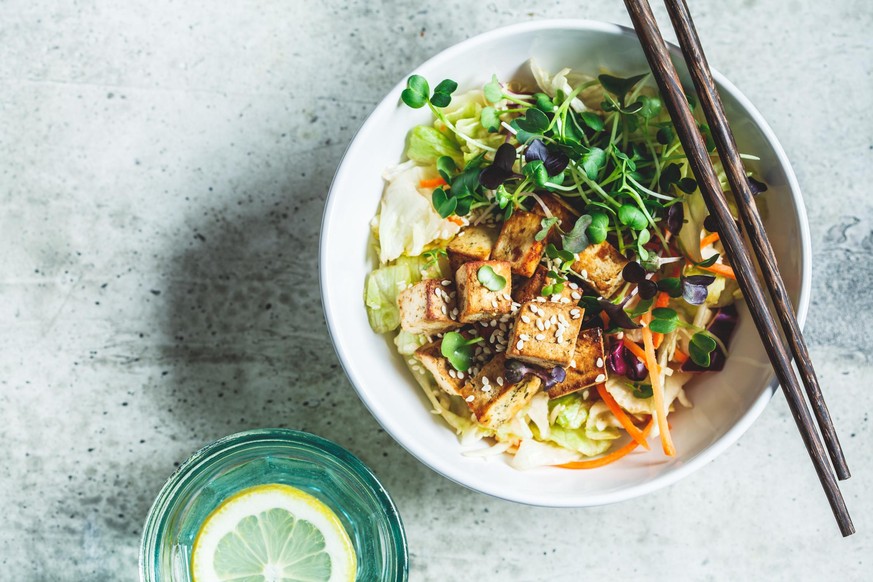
[547,425,612,457]
[394,329,427,356]
[364,262,421,334]
[406,125,462,165]
[549,393,588,430]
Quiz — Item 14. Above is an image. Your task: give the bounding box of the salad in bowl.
[363,61,759,470]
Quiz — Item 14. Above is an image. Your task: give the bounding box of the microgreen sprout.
[476,265,506,291]
[440,332,484,372]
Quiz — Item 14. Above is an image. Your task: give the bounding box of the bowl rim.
[319,19,811,507]
[139,428,409,580]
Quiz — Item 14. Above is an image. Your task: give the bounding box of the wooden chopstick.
[623,0,855,536]
[663,0,850,483]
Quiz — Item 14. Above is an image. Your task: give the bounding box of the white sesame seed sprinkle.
[536,319,545,331]
[520,333,530,341]
[596,357,604,368]
[569,282,579,290]
[529,304,538,313]
[491,300,498,308]
[516,340,524,350]
[482,385,492,393]
[535,333,545,341]
[571,291,582,300]
[465,395,475,402]
[482,376,490,385]
[457,371,465,379]
[449,369,457,378]
[441,305,447,315]
[502,293,512,301]
[497,377,504,386]
[441,280,451,286]
[490,319,498,326]
[570,359,577,368]
[595,373,606,383]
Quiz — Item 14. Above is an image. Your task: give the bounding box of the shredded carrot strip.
[642,311,675,456]
[700,231,720,250]
[673,348,689,364]
[419,177,447,189]
[447,216,464,226]
[700,263,736,280]
[652,292,671,349]
[600,311,609,328]
[558,419,655,469]
[622,338,655,374]
[596,383,649,450]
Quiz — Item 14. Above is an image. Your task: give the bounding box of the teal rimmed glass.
[140,429,408,581]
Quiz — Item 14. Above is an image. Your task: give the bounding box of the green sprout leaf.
[534,93,555,112]
[536,216,558,242]
[484,74,503,103]
[480,106,500,132]
[618,204,648,231]
[581,147,607,180]
[632,383,653,399]
[586,212,609,244]
[401,75,430,109]
[689,332,718,367]
[696,254,720,268]
[657,277,683,298]
[522,160,549,188]
[636,95,662,120]
[580,111,605,132]
[477,265,507,291]
[648,307,679,334]
[440,332,484,372]
[598,73,647,105]
[436,156,456,183]
[561,214,593,253]
[546,243,575,265]
[626,298,654,317]
[636,227,651,261]
[431,187,457,218]
[430,78,458,108]
[515,108,549,134]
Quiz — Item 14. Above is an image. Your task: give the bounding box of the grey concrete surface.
[1,0,871,580]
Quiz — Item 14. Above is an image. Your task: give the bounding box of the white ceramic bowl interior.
[321,20,810,506]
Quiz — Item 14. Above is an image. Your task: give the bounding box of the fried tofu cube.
[492,210,546,277]
[455,260,513,324]
[397,279,463,335]
[459,353,542,428]
[447,226,498,273]
[571,241,629,298]
[506,301,584,367]
[513,265,579,305]
[413,340,465,396]
[533,193,578,244]
[547,328,608,398]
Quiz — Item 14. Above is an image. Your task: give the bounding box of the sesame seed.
[580,269,589,279]
[595,373,606,383]
[535,333,545,341]
[497,376,504,386]
[516,340,524,350]
[502,293,512,301]
[560,297,571,304]
[529,304,538,313]
[571,291,582,300]
[407,358,416,365]
[596,357,604,368]
[449,369,457,378]
[536,296,546,303]
[569,282,579,290]
[450,291,457,298]
[556,337,564,345]
[520,333,530,341]
[482,376,490,385]
[550,315,557,324]
[521,315,530,324]
[498,323,508,332]
[465,395,475,402]
[570,359,577,368]
[499,315,511,323]
[457,371,465,379]
[490,319,498,326]
[536,319,545,331]
[452,308,459,316]
[582,389,589,399]
[441,280,451,286]
[482,385,492,393]
[491,300,498,308]
[495,344,505,352]
[441,305,447,315]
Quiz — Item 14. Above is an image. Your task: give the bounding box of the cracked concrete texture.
[0,0,870,580]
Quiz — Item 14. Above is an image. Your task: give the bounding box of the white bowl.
[320,20,810,506]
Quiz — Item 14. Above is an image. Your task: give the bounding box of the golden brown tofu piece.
[397,279,463,335]
[505,301,584,368]
[533,193,579,244]
[447,226,498,274]
[571,241,629,298]
[513,265,578,305]
[492,210,546,277]
[459,353,542,428]
[455,260,513,324]
[413,340,465,396]
[547,328,608,398]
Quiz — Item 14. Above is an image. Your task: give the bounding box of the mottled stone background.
[1,0,870,580]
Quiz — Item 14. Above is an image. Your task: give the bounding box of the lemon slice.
[191,484,356,582]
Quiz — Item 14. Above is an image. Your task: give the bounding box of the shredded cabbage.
[437,90,506,163]
[511,438,582,470]
[406,125,463,166]
[529,60,602,113]
[549,393,589,430]
[363,262,420,333]
[542,424,612,457]
[374,164,461,263]
[394,329,427,356]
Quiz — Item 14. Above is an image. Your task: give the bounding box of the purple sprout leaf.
[621,261,647,283]
[681,275,716,305]
[525,139,569,176]
[504,359,566,389]
[666,203,685,235]
[479,143,519,189]
[598,299,642,330]
[638,279,659,300]
[748,176,768,196]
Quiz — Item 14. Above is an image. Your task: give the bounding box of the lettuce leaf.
[546,424,613,457]
[406,125,462,166]
[363,262,421,334]
[375,164,461,263]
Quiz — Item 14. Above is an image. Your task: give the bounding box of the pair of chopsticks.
[624,0,854,536]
